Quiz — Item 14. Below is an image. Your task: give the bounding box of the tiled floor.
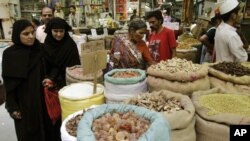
[0,103,17,141]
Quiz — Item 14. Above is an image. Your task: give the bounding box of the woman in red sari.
[110,19,154,69]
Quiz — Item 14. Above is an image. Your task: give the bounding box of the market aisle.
[0,103,17,141]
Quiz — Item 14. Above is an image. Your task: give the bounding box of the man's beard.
[150,26,156,31]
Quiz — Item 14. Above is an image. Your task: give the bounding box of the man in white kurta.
[214,22,247,62]
[214,0,248,62]
[36,7,53,43]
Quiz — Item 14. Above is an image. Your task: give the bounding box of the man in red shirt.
[146,10,177,62]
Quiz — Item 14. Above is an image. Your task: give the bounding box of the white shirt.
[214,22,248,62]
[36,25,47,43]
[69,13,80,27]
[54,10,64,19]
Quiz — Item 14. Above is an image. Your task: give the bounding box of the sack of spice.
[126,90,196,141]
[209,76,250,95]
[208,62,250,85]
[147,75,210,96]
[192,88,250,141]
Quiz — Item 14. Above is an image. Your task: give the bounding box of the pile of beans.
[92,112,150,141]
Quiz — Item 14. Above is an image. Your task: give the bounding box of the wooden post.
[93,54,97,94]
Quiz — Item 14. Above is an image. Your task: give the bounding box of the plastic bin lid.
[59,83,104,100]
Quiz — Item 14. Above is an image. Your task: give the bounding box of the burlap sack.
[104,35,114,50]
[176,48,197,63]
[195,114,229,141]
[147,64,208,82]
[208,66,250,85]
[87,35,105,41]
[147,76,210,96]
[192,88,250,125]
[126,90,195,130]
[172,117,196,141]
[209,76,250,95]
[66,65,103,85]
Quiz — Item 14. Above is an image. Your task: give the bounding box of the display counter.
[76,27,118,35]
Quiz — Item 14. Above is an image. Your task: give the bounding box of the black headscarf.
[43,17,80,88]
[2,19,41,78]
[44,17,72,47]
[12,19,33,45]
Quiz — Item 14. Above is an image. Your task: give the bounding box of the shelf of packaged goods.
[90,4,102,6]
[21,10,41,13]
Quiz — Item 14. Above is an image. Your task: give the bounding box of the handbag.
[44,87,61,124]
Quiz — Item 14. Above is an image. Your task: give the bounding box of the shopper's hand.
[10,111,22,120]
[42,78,54,88]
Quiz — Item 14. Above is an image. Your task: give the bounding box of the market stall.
[1,0,250,141]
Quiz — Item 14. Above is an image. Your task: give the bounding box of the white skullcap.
[220,0,239,15]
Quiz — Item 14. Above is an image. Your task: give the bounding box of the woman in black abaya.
[2,19,54,141]
[43,17,80,89]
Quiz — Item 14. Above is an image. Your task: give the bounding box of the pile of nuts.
[66,111,85,137]
[212,62,250,76]
[150,58,200,73]
[129,93,183,113]
[111,71,140,78]
[92,112,150,141]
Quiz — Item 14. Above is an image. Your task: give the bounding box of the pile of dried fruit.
[212,62,250,76]
[111,71,140,78]
[150,58,200,73]
[92,112,150,141]
[66,111,85,137]
[129,93,183,113]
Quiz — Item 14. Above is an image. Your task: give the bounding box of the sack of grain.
[147,58,208,82]
[192,88,250,141]
[66,65,103,85]
[176,48,197,63]
[61,110,84,141]
[147,75,210,96]
[59,82,105,120]
[195,114,229,141]
[104,79,147,103]
[209,76,250,95]
[208,62,250,85]
[77,104,171,141]
[104,69,146,84]
[61,105,98,141]
[172,118,196,141]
